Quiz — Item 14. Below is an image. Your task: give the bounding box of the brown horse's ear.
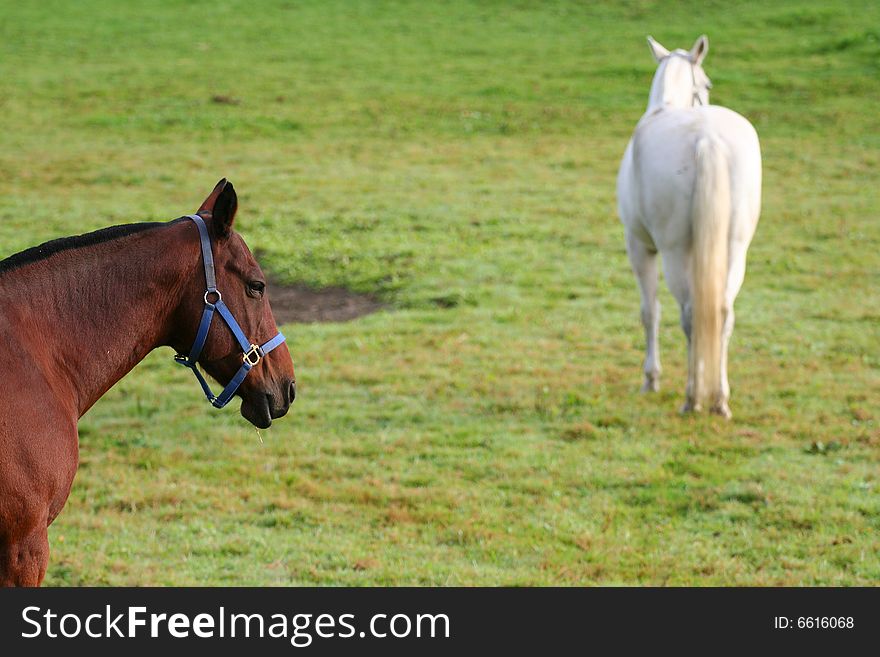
[211,181,238,238]
[197,178,228,216]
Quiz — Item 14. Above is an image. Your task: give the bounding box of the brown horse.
[0,180,296,586]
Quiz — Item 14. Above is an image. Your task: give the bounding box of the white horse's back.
[616,35,762,417]
[620,105,761,250]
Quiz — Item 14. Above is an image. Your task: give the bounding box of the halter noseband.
[174,214,286,409]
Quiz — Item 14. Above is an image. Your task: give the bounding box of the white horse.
[617,35,762,418]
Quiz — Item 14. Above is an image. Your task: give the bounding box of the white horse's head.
[645,35,712,110]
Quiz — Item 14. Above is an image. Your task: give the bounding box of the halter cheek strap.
[690,63,705,107]
[174,214,286,409]
[666,52,706,107]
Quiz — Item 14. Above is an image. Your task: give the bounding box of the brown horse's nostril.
[289,381,296,404]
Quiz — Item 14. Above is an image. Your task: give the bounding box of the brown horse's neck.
[0,220,200,417]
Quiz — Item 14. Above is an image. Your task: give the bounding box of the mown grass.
[0,0,878,585]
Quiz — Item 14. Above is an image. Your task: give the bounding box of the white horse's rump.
[617,35,762,417]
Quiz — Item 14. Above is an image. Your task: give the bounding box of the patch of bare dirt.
[211,94,241,105]
[268,279,384,324]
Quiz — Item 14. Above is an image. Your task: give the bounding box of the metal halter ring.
[204,289,222,306]
[243,344,264,366]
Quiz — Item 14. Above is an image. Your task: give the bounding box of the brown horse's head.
[175,179,296,428]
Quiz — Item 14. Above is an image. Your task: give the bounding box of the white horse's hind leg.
[714,306,734,418]
[625,231,661,392]
[678,302,698,412]
[660,248,698,412]
[713,239,750,418]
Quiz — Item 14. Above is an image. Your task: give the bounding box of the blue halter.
[174,214,286,409]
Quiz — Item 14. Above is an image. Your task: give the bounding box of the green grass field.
[1,0,878,585]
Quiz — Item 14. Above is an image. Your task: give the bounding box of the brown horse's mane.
[0,219,184,276]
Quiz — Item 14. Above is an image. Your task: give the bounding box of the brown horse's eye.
[247,280,265,298]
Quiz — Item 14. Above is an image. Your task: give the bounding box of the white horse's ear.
[647,35,670,62]
[690,34,709,65]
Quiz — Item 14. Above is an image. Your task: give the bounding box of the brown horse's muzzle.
[240,377,295,429]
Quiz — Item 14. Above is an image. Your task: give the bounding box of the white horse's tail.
[690,135,730,409]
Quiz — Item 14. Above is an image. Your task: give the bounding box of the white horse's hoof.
[641,378,660,393]
[680,399,700,414]
[711,402,732,419]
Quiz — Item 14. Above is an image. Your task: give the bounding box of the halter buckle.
[243,344,264,366]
